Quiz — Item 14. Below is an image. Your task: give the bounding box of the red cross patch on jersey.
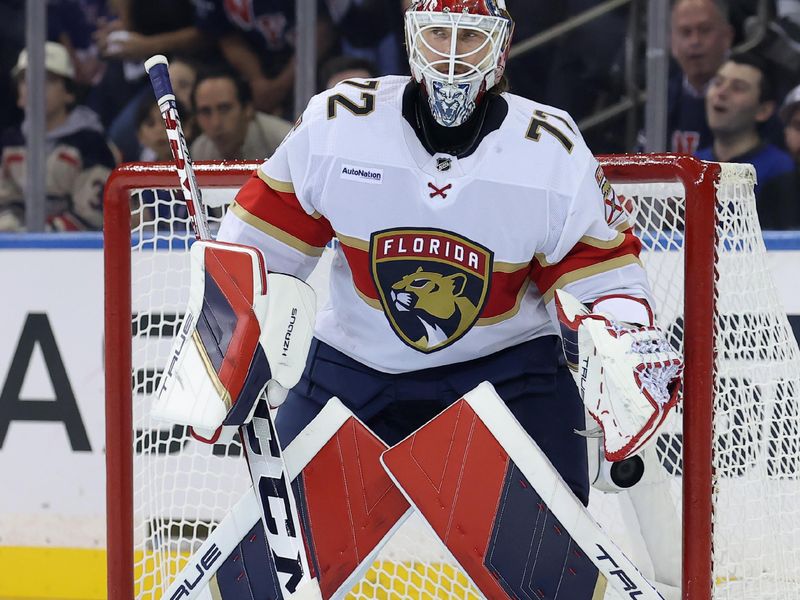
[369,228,493,353]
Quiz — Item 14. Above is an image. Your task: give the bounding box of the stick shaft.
[144,54,317,598]
[145,55,212,241]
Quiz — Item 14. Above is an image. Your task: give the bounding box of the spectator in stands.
[781,83,800,164]
[540,0,627,120]
[318,55,378,90]
[166,57,198,110]
[0,0,24,135]
[193,0,336,117]
[668,0,734,154]
[136,97,195,163]
[696,53,799,229]
[330,0,405,76]
[0,42,115,232]
[91,0,212,162]
[121,56,198,163]
[95,0,210,63]
[48,0,110,87]
[500,0,564,104]
[190,69,291,161]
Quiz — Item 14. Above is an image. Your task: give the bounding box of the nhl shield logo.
[370,228,493,353]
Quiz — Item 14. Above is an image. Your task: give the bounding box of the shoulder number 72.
[327,80,379,119]
[525,110,576,153]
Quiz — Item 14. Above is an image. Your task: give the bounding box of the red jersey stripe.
[479,267,532,320]
[531,231,643,302]
[235,172,333,250]
[338,239,379,301]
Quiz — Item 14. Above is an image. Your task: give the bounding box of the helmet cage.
[405,9,512,127]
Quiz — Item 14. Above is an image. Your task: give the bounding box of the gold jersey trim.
[354,284,382,310]
[493,259,531,273]
[230,203,325,257]
[541,254,642,303]
[578,231,627,249]
[336,232,370,251]
[257,169,295,193]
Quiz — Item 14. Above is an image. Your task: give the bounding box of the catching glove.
[555,289,682,462]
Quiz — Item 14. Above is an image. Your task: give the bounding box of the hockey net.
[104,155,800,600]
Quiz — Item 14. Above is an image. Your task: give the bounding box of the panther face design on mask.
[430,81,475,127]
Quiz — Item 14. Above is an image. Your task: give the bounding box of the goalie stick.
[144,54,319,599]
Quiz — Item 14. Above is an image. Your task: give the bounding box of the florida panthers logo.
[371,228,493,352]
[430,81,475,127]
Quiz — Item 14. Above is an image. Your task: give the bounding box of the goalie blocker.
[152,240,316,439]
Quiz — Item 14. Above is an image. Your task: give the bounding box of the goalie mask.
[405,0,513,127]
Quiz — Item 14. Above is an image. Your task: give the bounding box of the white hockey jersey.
[217,75,652,373]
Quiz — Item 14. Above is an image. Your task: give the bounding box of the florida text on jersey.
[217,75,651,373]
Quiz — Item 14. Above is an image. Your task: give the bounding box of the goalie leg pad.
[161,399,406,600]
[158,489,290,600]
[213,521,279,599]
[503,361,589,505]
[381,391,601,599]
[207,518,324,600]
[382,382,663,600]
[284,398,411,599]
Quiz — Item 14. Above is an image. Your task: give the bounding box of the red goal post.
[104,155,800,600]
[601,155,717,600]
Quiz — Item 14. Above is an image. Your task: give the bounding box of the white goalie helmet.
[405,0,514,127]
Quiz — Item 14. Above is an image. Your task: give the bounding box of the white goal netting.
[104,158,800,600]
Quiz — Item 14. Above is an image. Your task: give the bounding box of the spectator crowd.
[2,0,800,231]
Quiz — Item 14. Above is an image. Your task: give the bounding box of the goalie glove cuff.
[591,294,654,327]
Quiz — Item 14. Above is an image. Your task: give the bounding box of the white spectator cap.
[12,42,75,80]
[779,84,800,123]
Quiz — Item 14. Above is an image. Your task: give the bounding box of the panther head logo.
[390,267,477,349]
[430,81,474,127]
[371,229,492,353]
